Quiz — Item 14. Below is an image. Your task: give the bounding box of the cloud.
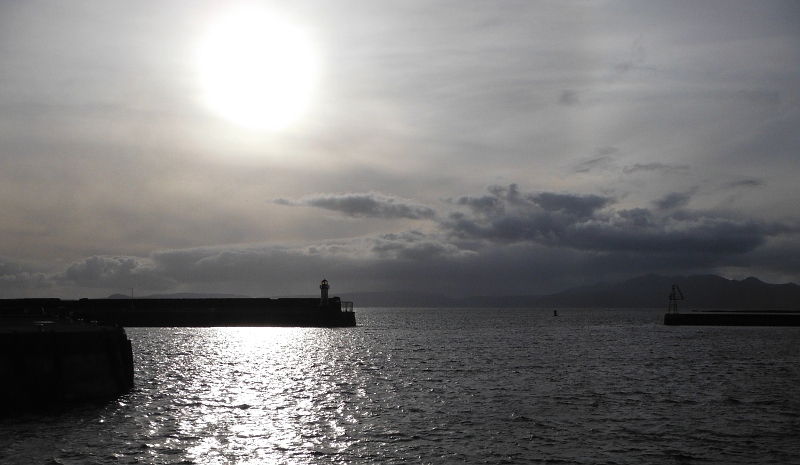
[528,192,612,218]
[566,215,773,254]
[571,156,616,174]
[558,89,579,105]
[454,193,505,216]
[3,183,800,298]
[622,163,689,174]
[371,231,473,261]
[57,255,175,291]
[0,254,173,298]
[442,184,795,256]
[725,178,764,189]
[453,184,613,219]
[617,208,655,228]
[652,191,693,210]
[0,1,799,302]
[275,193,437,220]
[0,257,53,295]
[446,185,616,244]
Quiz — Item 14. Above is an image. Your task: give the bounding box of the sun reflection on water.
[135,327,358,464]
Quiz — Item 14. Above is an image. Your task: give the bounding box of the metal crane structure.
[668,284,684,314]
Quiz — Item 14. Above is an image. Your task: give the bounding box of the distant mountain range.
[337,274,800,310]
[108,274,800,310]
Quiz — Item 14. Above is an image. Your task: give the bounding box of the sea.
[1,307,799,464]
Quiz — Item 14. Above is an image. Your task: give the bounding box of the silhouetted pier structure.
[0,280,355,411]
[0,319,134,411]
[663,283,800,326]
[0,280,356,328]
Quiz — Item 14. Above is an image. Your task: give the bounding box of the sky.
[1,0,799,299]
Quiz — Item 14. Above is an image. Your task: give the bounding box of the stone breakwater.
[0,297,356,328]
[0,319,134,411]
[664,311,800,326]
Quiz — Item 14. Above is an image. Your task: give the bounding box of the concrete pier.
[67,297,356,327]
[0,280,356,328]
[0,318,134,411]
[0,296,356,328]
[664,312,800,326]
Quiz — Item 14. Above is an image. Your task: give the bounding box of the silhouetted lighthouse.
[319,279,330,306]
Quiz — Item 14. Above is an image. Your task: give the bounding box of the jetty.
[0,280,356,328]
[0,280,355,411]
[664,311,800,326]
[663,284,800,326]
[0,318,134,411]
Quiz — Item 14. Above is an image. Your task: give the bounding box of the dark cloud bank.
[2,184,799,299]
[275,192,436,220]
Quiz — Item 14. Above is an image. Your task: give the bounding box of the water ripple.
[1,309,799,464]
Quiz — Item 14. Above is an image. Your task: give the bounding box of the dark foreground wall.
[0,297,356,328]
[0,320,134,411]
[664,312,800,326]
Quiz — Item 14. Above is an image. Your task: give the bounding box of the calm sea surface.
[1,308,799,464]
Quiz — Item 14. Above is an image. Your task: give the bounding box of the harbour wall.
[0,297,356,327]
[0,320,134,411]
[664,312,800,326]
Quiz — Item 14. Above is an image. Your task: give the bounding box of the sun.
[198,7,316,131]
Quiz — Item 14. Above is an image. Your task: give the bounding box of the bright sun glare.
[198,7,316,131]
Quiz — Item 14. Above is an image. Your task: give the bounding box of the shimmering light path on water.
[1,308,799,464]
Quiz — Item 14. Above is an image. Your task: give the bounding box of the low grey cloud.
[3,181,800,299]
[558,89,579,106]
[0,254,172,297]
[529,192,613,218]
[57,255,175,291]
[0,257,52,294]
[618,208,655,228]
[275,193,437,220]
[652,191,693,210]
[443,184,795,257]
[454,184,613,220]
[571,156,615,173]
[140,235,474,296]
[454,194,505,216]
[725,178,764,189]
[623,163,690,174]
[371,231,472,261]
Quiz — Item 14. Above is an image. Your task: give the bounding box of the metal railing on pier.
[341,301,354,312]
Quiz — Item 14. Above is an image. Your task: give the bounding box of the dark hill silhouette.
[338,274,800,309]
[533,274,800,309]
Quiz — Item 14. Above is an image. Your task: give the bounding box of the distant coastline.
[337,274,800,309]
